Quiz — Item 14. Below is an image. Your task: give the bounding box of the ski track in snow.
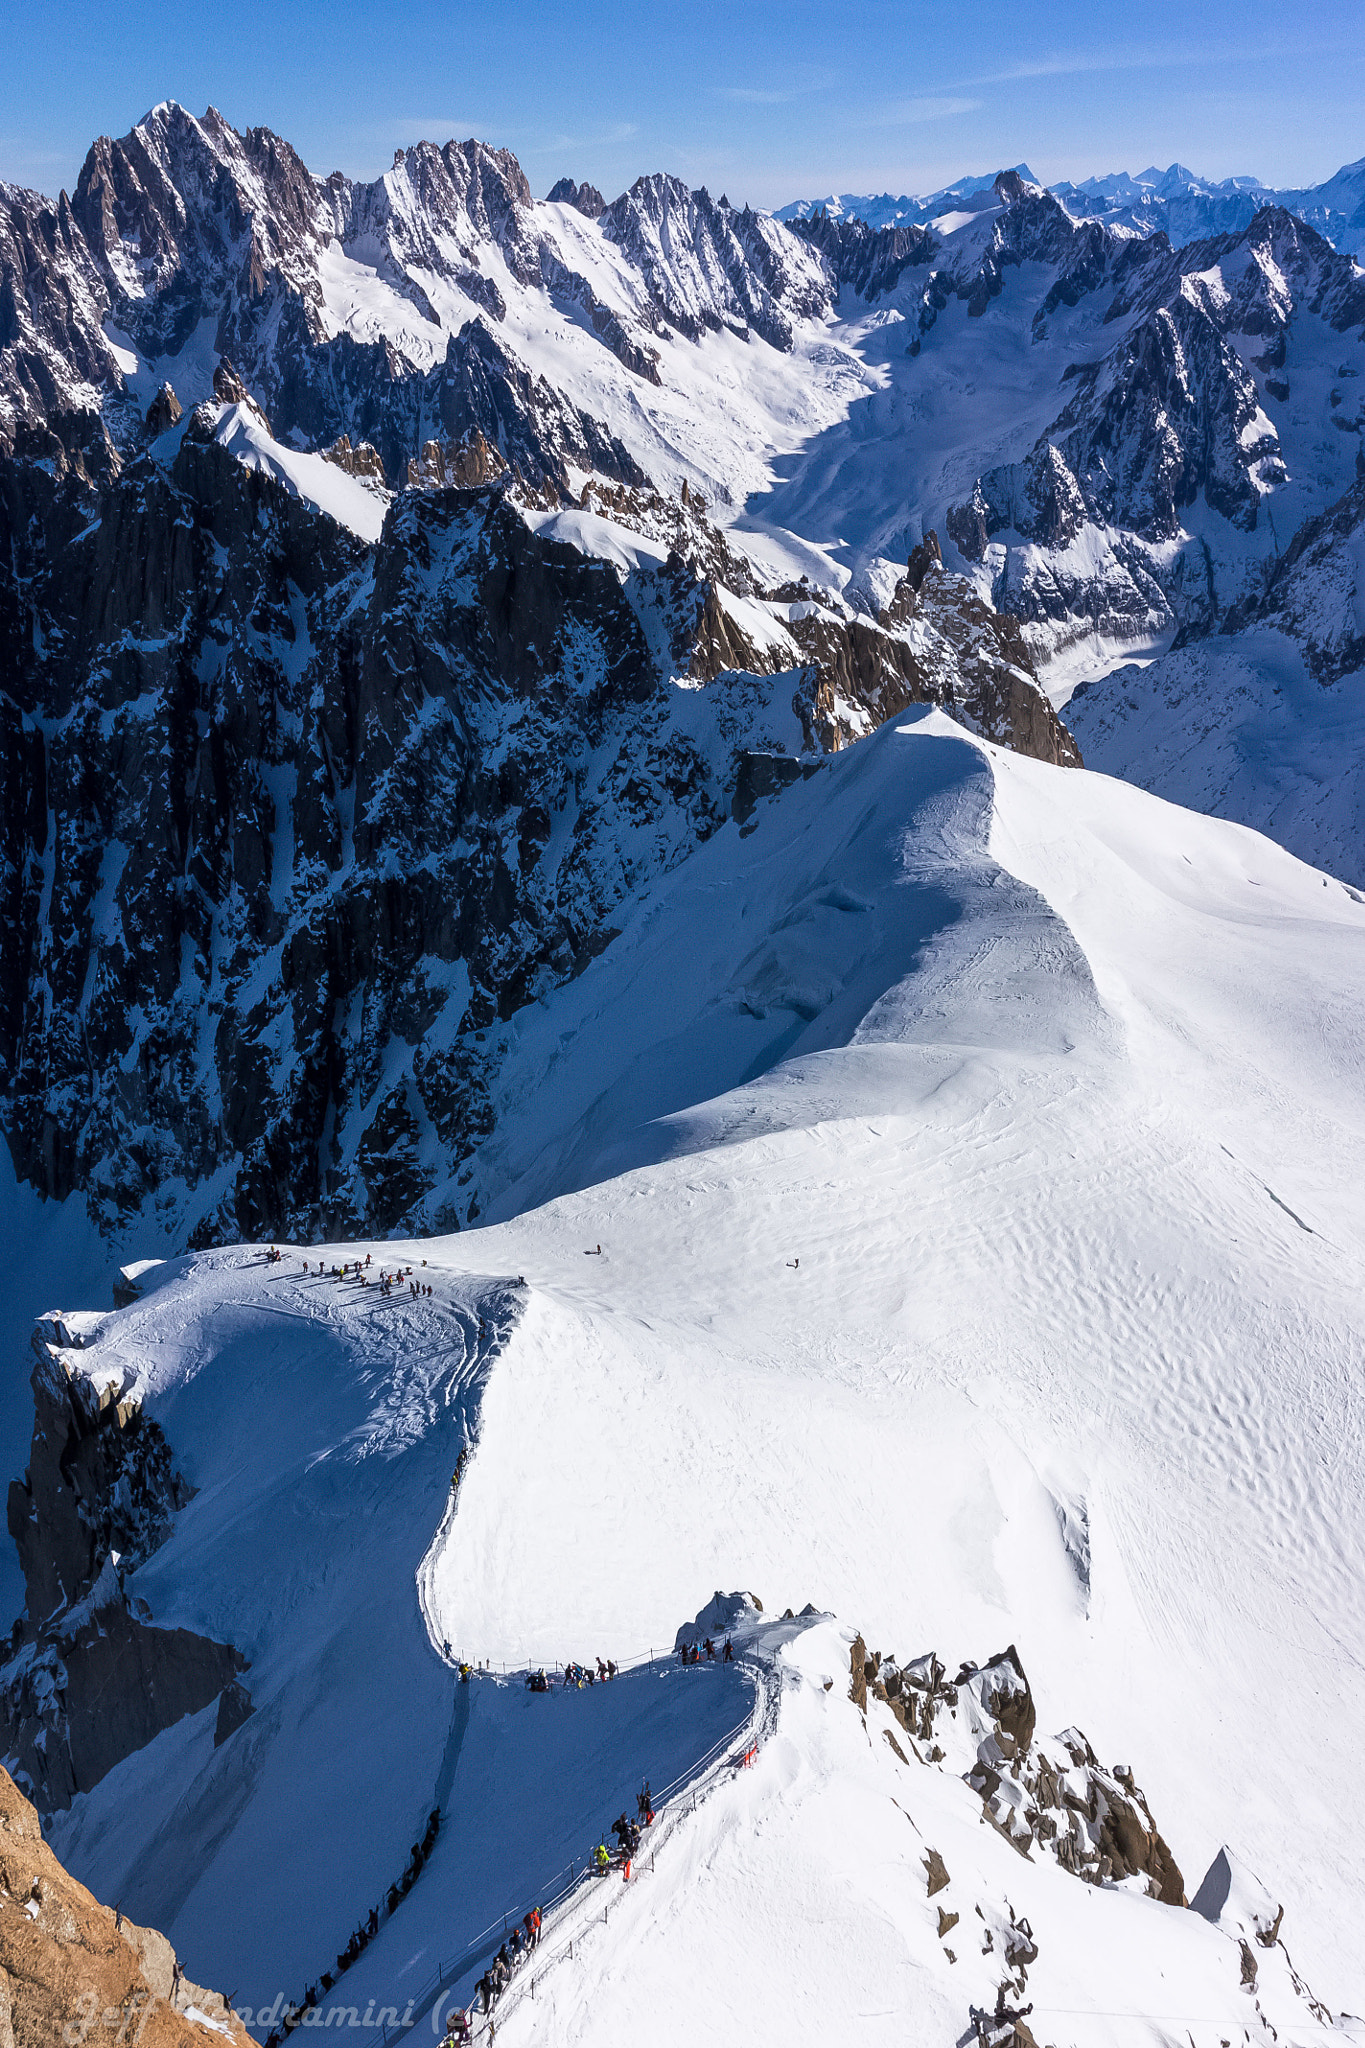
[24,713,1365,2039]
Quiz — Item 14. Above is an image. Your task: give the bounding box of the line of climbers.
[261,1808,441,2045]
[467,1902,544,2027]
[467,1778,657,2029]
[679,1635,733,1665]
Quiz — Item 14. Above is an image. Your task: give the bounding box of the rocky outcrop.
[758,543,1081,767]
[405,427,506,489]
[546,177,607,221]
[858,1638,1183,1903]
[143,382,182,438]
[0,1323,247,1812]
[0,1761,250,2044]
[322,432,386,482]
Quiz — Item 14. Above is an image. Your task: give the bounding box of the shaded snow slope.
[209,401,390,542]
[1066,630,1365,887]
[26,715,1365,2030]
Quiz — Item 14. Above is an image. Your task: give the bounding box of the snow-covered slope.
[12,712,1364,2039]
[1067,474,1365,883]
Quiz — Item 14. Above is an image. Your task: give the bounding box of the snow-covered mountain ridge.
[7,711,1363,2042]
[6,98,1365,1220]
[0,405,1073,1248]
[779,152,1365,259]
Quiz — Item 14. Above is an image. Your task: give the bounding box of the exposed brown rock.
[849,1633,868,1712]
[211,357,249,406]
[143,383,182,438]
[938,1906,960,1938]
[925,1848,951,1897]
[0,1763,251,2046]
[321,434,387,484]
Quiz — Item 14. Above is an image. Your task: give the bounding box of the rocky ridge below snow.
[1,1314,247,1812]
[0,395,1074,1246]
[848,1632,1340,2047]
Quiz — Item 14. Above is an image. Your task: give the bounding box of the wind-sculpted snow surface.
[10,716,1364,2039]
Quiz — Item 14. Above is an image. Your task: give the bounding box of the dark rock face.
[0,440,1077,1247]
[547,178,606,220]
[1,1326,245,1811]
[790,209,938,300]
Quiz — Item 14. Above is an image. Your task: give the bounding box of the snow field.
[416,717,1365,2009]
[30,713,1365,2035]
[490,1616,1339,2048]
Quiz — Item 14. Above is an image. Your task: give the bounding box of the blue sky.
[2,0,1363,206]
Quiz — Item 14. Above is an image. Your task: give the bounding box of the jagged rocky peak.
[599,171,833,348]
[73,100,332,329]
[343,132,541,291]
[547,175,607,219]
[143,380,181,436]
[210,357,250,406]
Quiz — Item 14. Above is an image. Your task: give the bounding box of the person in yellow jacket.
[593,1842,611,1874]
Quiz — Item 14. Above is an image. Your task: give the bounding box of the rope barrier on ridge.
[262,1655,758,2045]
[383,1697,760,2043]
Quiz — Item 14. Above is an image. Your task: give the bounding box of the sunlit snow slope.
[39,712,1365,2035]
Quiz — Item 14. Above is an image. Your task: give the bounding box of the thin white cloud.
[520,122,639,158]
[950,31,1361,90]
[717,87,796,106]
[870,96,982,127]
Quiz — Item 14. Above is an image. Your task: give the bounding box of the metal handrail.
[385,1697,759,2040]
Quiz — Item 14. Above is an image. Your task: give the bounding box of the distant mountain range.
[778,155,1365,258]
